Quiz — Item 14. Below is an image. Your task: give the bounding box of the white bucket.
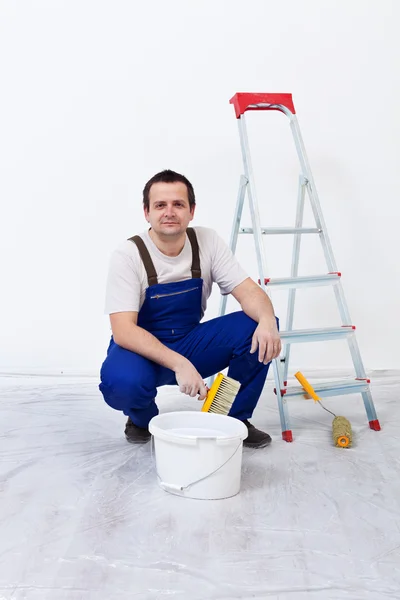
[149,411,248,500]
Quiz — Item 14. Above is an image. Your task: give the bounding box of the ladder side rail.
[289,116,338,271]
[229,175,248,256]
[283,175,307,384]
[289,116,356,327]
[272,358,292,440]
[218,174,248,319]
[238,113,287,407]
[237,116,270,293]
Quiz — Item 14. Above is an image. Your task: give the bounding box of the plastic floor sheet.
[0,371,399,599]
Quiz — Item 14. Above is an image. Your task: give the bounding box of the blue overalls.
[99,228,274,428]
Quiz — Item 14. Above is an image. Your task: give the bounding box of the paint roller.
[294,371,353,448]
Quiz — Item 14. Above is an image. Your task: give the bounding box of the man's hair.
[142,169,196,210]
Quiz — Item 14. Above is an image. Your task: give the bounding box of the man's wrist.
[259,313,277,327]
[170,352,187,372]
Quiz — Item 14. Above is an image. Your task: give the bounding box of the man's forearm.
[239,285,277,324]
[113,324,185,371]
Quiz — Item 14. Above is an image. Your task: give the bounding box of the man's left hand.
[250,318,281,364]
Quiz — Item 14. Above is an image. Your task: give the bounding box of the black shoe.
[124,417,151,444]
[242,420,272,448]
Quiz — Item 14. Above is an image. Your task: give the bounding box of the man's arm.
[231,277,281,364]
[110,312,208,398]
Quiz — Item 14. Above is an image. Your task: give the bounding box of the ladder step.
[239,227,321,235]
[280,326,355,344]
[281,378,370,399]
[262,273,341,289]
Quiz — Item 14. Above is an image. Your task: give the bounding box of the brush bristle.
[208,375,241,415]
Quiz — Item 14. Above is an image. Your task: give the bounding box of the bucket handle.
[153,439,243,494]
[159,482,186,493]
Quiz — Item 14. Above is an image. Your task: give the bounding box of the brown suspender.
[129,235,158,286]
[128,227,201,287]
[186,227,201,280]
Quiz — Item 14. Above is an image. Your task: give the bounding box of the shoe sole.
[243,438,272,449]
[125,435,151,444]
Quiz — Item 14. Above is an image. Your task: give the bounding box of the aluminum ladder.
[222,92,381,442]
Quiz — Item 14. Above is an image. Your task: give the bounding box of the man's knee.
[230,311,279,355]
[230,310,279,334]
[228,310,257,332]
[99,356,155,411]
[236,311,279,332]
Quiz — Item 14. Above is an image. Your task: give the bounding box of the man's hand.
[174,358,208,399]
[250,317,281,364]
[231,278,281,364]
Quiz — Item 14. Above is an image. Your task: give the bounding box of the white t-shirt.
[104,226,248,316]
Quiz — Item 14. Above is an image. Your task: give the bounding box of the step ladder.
[221,92,381,442]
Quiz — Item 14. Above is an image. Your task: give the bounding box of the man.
[99,170,281,448]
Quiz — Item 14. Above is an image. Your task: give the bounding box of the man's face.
[144,182,195,237]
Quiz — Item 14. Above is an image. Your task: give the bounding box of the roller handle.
[294,371,321,402]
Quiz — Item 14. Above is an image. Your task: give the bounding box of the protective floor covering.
[0,370,399,600]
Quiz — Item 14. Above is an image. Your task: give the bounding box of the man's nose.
[165,204,175,216]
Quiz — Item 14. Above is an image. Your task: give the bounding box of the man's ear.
[189,204,196,221]
[144,207,150,222]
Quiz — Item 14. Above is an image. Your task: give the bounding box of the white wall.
[0,0,399,374]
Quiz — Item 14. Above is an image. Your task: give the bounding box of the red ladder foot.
[369,419,381,431]
[282,430,293,442]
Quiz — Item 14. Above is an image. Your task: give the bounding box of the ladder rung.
[239,227,321,235]
[281,378,370,399]
[280,326,355,344]
[262,273,341,289]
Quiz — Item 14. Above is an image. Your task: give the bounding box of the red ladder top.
[230,93,296,118]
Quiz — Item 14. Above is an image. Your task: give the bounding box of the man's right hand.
[174,358,208,400]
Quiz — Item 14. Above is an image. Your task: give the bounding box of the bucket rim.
[149,411,248,444]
